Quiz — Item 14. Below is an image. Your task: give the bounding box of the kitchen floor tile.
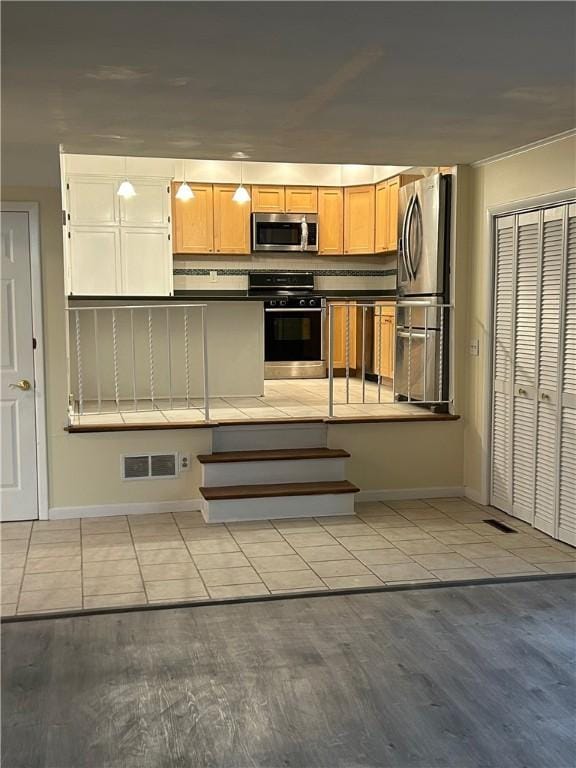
[398,508,448,521]
[207,583,270,599]
[337,535,394,551]
[534,561,576,574]
[432,530,488,546]
[82,545,137,561]
[1,584,20,604]
[201,566,261,587]
[295,544,355,562]
[2,539,30,554]
[145,578,207,601]
[453,542,510,559]
[395,538,452,555]
[322,575,384,590]
[311,560,372,578]
[132,539,187,552]
[261,570,324,591]
[193,552,251,570]
[81,532,133,548]
[354,549,413,566]
[84,592,147,609]
[27,543,81,559]
[412,553,477,570]
[180,525,231,541]
[186,539,239,555]
[18,588,82,613]
[229,529,284,544]
[414,519,465,532]
[1,553,26,569]
[33,518,80,530]
[83,574,144,596]
[140,562,200,581]
[129,512,175,527]
[473,556,543,576]
[0,522,32,539]
[321,523,374,537]
[173,510,207,528]
[136,548,194,565]
[239,542,296,558]
[378,527,429,543]
[273,518,322,532]
[1,604,16,617]
[315,515,359,525]
[21,571,81,592]
[431,567,492,581]
[1,568,23,585]
[81,517,129,534]
[30,529,80,545]
[281,532,336,548]
[386,500,433,510]
[512,546,576,563]
[249,554,308,572]
[368,563,434,582]
[83,559,140,578]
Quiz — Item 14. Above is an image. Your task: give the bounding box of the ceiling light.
[233,161,250,203]
[117,157,136,198]
[176,181,194,201]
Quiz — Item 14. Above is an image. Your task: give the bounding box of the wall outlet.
[469,339,480,357]
[209,270,218,282]
[179,453,191,472]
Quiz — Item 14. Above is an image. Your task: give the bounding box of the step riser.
[204,493,355,523]
[213,424,327,452]
[202,458,347,487]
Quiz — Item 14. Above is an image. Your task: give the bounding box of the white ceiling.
[2,2,575,185]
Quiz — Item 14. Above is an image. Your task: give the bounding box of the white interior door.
[0,211,39,521]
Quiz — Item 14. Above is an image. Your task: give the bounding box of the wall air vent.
[122,453,178,481]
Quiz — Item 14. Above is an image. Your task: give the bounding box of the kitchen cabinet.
[375,174,422,253]
[285,187,318,213]
[373,303,395,379]
[66,175,173,296]
[328,301,357,370]
[251,186,285,213]
[344,185,375,254]
[172,182,214,254]
[213,184,251,254]
[318,188,344,255]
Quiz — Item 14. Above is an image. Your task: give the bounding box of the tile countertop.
[68,290,397,302]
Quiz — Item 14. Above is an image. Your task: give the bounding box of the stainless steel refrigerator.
[395,173,450,407]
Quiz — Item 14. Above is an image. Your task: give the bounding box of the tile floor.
[2,498,574,617]
[70,378,425,425]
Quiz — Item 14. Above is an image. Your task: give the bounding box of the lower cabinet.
[373,303,395,379]
[327,301,357,370]
[68,225,172,296]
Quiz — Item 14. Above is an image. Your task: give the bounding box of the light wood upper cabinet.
[328,301,357,370]
[285,187,318,213]
[373,303,395,378]
[251,186,285,213]
[386,177,401,252]
[375,181,391,254]
[172,183,214,254]
[318,187,344,256]
[344,185,375,255]
[213,184,251,254]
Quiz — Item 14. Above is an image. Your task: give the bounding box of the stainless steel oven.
[252,213,318,252]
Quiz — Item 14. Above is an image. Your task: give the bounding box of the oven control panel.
[265,296,325,309]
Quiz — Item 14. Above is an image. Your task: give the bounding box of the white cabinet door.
[120,228,172,296]
[69,228,121,295]
[68,178,119,226]
[119,181,170,227]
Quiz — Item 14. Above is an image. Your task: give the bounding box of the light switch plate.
[209,270,218,282]
[179,453,191,472]
[469,339,480,356]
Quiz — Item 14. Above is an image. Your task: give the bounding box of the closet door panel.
[558,206,576,545]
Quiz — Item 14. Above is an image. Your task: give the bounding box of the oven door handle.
[265,307,324,313]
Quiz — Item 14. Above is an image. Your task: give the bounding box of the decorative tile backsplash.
[173,267,396,277]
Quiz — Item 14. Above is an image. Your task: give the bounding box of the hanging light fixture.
[176,160,195,201]
[117,156,136,198]
[232,160,250,203]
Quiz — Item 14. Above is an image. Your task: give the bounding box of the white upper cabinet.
[120,228,172,296]
[68,178,119,226]
[65,175,173,296]
[119,181,170,227]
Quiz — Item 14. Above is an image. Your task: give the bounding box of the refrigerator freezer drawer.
[395,328,441,402]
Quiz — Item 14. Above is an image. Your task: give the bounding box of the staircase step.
[200,480,359,501]
[198,448,350,464]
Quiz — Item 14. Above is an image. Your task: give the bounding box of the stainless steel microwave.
[252,213,318,252]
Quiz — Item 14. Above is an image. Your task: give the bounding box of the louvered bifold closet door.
[558,204,576,545]
[511,211,540,523]
[491,216,515,512]
[533,207,565,536]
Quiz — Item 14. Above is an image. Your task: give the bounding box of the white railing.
[65,304,209,422]
[327,301,452,417]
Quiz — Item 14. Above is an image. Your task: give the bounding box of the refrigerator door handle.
[402,195,416,282]
[408,195,423,279]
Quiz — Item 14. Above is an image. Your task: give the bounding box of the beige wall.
[3,184,467,513]
[463,134,576,500]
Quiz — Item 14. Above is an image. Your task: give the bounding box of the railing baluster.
[345,303,350,404]
[74,310,84,416]
[93,309,101,413]
[377,305,382,404]
[424,305,428,403]
[439,306,445,403]
[184,309,191,409]
[148,308,155,408]
[111,309,120,411]
[130,309,137,411]
[201,305,210,421]
[166,307,173,410]
[407,307,412,402]
[328,306,334,417]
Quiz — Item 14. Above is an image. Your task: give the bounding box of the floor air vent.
[122,453,177,480]
[483,519,517,533]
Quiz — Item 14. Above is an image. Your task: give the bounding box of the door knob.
[518,387,527,396]
[541,393,550,401]
[9,379,31,392]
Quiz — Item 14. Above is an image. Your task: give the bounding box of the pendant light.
[232,161,250,203]
[176,160,195,201]
[117,156,136,198]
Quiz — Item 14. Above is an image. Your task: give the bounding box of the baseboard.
[49,498,204,520]
[356,486,465,502]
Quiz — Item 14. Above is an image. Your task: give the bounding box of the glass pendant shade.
[117,179,136,198]
[176,181,195,201]
[232,184,250,203]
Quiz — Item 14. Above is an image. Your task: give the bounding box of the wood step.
[197,447,350,464]
[200,480,359,501]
